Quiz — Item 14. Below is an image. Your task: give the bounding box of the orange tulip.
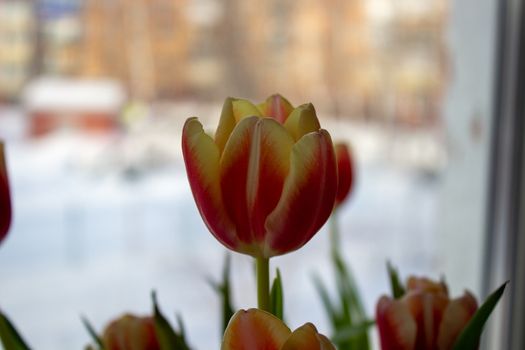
[334,142,354,207]
[102,314,160,350]
[0,142,11,245]
[376,276,478,350]
[222,308,336,350]
[182,94,337,258]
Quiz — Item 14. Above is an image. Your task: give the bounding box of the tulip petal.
[437,291,478,350]
[0,142,11,245]
[406,276,449,296]
[215,98,238,152]
[281,323,336,350]
[376,296,417,350]
[246,119,295,243]
[182,118,238,250]
[257,94,294,123]
[103,315,159,350]
[404,291,449,349]
[283,103,321,141]
[220,117,295,255]
[265,129,337,257]
[232,99,262,121]
[221,309,291,350]
[215,98,262,152]
[219,117,258,251]
[334,143,354,207]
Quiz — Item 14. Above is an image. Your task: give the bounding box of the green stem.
[329,209,340,258]
[256,257,270,311]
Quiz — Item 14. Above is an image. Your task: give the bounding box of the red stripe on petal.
[376,296,417,350]
[264,130,337,257]
[219,117,258,248]
[257,94,294,124]
[246,119,294,243]
[404,291,449,349]
[182,118,238,250]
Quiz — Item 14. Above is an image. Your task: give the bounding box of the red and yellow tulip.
[334,142,354,207]
[222,308,335,350]
[182,94,337,258]
[376,276,478,350]
[102,314,160,350]
[0,142,11,245]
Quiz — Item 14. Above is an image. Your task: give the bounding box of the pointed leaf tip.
[0,310,31,350]
[387,261,406,299]
[81,315,105,349]
[270,268,284,320]
[452,281,509,350]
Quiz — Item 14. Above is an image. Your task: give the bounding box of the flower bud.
[102,314,160,350]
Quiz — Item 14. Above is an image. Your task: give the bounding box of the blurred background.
[0,0,503,349]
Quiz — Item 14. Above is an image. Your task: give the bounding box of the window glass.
[0,0,497,348]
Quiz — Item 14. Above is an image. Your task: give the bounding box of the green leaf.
[207,254,235,333]
[312,273,339,323]
[333,252,371,350]
[0,310,31,350]
[452,281,509,350]
[175,313,187,342]
[331,320,375,343]
[151,291,191,350]
[270,268,284,320]
[387,261,405,299]
[313,255,371,350]
[334,251,367,319]
[81,315,105,350]
[317,213,372,350]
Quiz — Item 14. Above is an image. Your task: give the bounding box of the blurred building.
[384,0,448,126]
[23,77,125,136]
[0,1,34,102]
[375,0,448,126]
[80,0,191,101]
[39,0,83,75]
[0,0,449,126]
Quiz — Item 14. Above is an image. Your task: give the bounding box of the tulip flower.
[222,308,336,350]
[182,94,337,311]
[334,142,354,207]
[102,314,160,350]
[376,276,478,350]
[182,94,337,258]
[0,142,11,245]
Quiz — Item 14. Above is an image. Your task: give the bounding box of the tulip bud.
[102,314,160,350]
[182,95,338,258]
[376,276,478,350]
[0,142,11,245]
[222,308,335,350]
[334,142,354,207]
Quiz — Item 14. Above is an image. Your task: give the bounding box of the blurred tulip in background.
[102,314,160,350]
[376,276,478,350]
[334,142,354,208]
[0,142,11,246]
